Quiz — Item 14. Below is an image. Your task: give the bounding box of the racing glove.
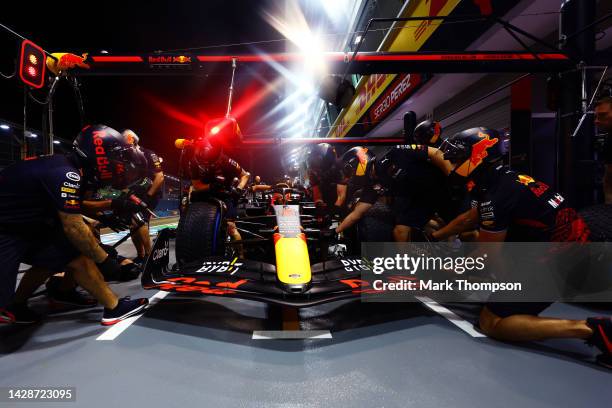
[230,186,246,200]
[320,227,338,241]
[142,193,157,208]
[96,255,122,281]
[119,263,142,282]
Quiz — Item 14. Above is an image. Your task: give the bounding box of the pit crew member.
[122,129,165,264]
[306,143,347,215]
[433,127,611,368]
[188,137,250,243]
[0,124,149,325]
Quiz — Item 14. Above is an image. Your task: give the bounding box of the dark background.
[0,0,297,180]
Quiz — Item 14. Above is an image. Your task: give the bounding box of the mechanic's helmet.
[340,146,375,180]
[121,129,140,147]
[440,127,504,179]
[73,124,147,189]
[413,120,442,146]
[306,143,337,175]
[192,138,222,181]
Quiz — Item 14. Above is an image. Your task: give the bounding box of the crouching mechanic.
[433,127,612,368]
[122,129,164,264]
[0,124,149,325]
[188,137,250,243]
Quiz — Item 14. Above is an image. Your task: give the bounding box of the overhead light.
[0,124,9,130]
[27,132,38,138]
[100,50,110,54]
[53,140,61,145]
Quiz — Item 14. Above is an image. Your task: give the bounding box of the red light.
[19,40,46,88]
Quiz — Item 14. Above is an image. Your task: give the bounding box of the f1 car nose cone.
[281,283,311,294]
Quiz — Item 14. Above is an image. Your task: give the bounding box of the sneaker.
[5,303,42,324]
[0,308,15,324]
[101,297,148,326]
[48,287,97,308]
[586,317,612,369]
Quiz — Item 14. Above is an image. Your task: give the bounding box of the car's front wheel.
[176,201,227,266]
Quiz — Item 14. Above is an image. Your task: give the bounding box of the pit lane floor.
[1,231,610,407]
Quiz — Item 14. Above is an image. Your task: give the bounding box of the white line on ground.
[252,330,332,340]
[415,296,486,338]
[96,291,169,341]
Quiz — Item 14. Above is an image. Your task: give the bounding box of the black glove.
[99,244,119,259]
[111,197,141,214]
[230,186,245,199]
[119,263,142,282]
[320,228,338,241]
[142,193,157,208]
[96,255,121,281]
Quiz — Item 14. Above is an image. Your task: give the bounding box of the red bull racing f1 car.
[141,197,391,307]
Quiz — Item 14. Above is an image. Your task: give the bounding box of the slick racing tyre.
[574,204,612,297]
[176,201,226,266]
[579,204,612,242]
[358,201,394,242]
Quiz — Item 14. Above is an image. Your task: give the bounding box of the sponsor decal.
[369,74,422,124]
[157,277,247,295]
[529,182,550,198]
[196,258,243,274]
[152,241,170,261]
[66,172,81,182]
[65,199,79,205]
[92,130,113,180]
[47,52,90,75]
[148,55,192,64]
[355,147,369,176]
[341,258,371,272]
[61,187,76,193]
[63,181,80,189]
[517,174,535,186]
[470,133,499,167]
[548,193,565,209]
[61,193,67,198]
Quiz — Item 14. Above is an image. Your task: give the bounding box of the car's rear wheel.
[176,201,226,266]
[579,204,612,241]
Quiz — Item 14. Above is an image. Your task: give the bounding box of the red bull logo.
[356,147,369,176]
[47,53,90,75]
[469,133,499,167]
[148,55,192,64]
[517,174,535,186]
[92,130,112,180]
